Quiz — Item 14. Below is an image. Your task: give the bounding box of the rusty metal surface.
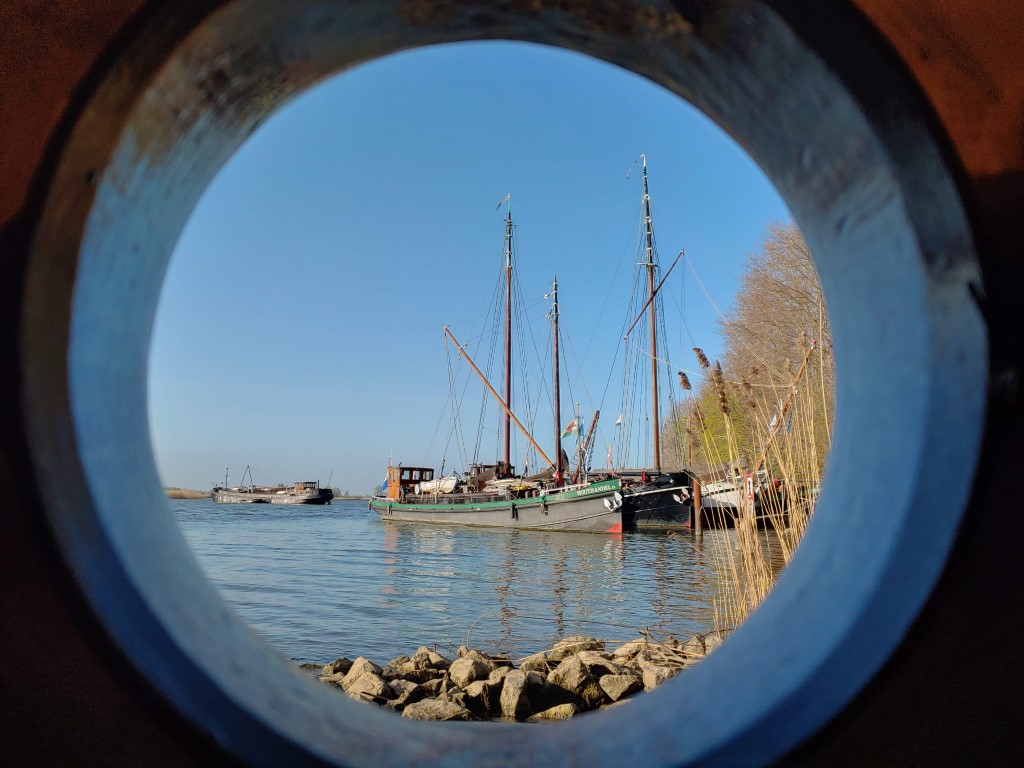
[1,1,1022,766]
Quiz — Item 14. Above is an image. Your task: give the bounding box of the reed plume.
[693,347,710,370]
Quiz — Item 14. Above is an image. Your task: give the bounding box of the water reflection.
[374,519,762,658]
[174,499,789,663]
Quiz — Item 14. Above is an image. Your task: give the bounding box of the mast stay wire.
[576,205,644,372]
[684,251,788,380]
[471,237,508,464]
[442,335,469,472]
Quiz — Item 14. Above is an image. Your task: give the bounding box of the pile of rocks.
[305,632,724,722]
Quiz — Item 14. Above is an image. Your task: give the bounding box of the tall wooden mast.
[551,275,563,482]
[641,156,662,473]
[444,326,553,469]
[503,208,513,467]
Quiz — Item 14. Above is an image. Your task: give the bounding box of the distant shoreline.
[164,488,211,499]
[163,488,371,501]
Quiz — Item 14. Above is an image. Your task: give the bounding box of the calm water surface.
[172,498,778,664]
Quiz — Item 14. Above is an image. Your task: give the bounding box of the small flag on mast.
[614,413,623,427]
[496,193,511,210]
[560,418,580,439]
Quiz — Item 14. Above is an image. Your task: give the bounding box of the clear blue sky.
[148,41,791,493]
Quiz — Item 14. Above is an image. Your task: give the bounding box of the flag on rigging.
[614,413,623,427]
[560,418,580,439]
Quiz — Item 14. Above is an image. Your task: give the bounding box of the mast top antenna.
[626,153,647,179]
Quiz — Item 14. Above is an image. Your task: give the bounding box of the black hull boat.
[619,471,693,529]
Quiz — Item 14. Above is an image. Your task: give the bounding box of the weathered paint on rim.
[20,2,985,766]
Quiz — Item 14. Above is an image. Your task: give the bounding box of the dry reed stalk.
[164,488,211,499]
[695,341,832,635]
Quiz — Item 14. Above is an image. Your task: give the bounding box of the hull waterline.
[370,479,626,533]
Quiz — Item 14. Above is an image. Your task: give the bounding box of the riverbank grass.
[164,487,210,499]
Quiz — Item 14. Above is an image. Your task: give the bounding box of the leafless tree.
[665,222,834,476]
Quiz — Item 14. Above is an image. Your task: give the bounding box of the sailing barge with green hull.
[369,202,627,534]
[370,467,623,533]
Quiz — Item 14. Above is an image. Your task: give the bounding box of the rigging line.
[577,204,645,366]
[513,290,536,470]
[664,269,698,349]
[559,312,599,411]
[513,275,552,409]
[684,251,728,321]
[513,274,551,469]
[623,335,706,374]
[527,322,554,458]
[446,337,469,470]
[512,296,544,473]
[472,265,506,462]
[623,249,684,339]
[607,240,647,429]
[422,378,455,464]
[683,250,783,376]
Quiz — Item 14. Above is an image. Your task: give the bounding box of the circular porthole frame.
[20,1,986,766]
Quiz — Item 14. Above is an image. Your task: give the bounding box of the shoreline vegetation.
[674,222,833,631]
[164,488,210,499]
[163,488,372,500]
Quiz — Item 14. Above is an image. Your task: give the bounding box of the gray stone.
[459,648,498,673]
[420,677,445,696]
[487,666,511,686]
[394,665,443,685]
[519,652,549,673]
[440,689,469,710]
[464,680,495,716]
[381,655,411,678]
[346,671,392,700]
[449,656,490,688]
[525,670,547,687]
[682,635,706,659]
[611,638,650,661]
[499,669,532,720]
[577,650,629,677]
[548,656,606,709]
[525,671,578,712]
[440,676,462,695]
[599,674,643,702]
[319,672,346,689]
[411,646,450,670]
[340,657,383,690]
[402,699,472,721]
[528,703,580,721]
[548,636,605,661]
[637,659,680,691]
[387,682,429,712]
[704,633,724,654]
[322,657,353,677]
[387,678,418,698]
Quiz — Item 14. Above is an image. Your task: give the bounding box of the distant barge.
[213,481,333,505]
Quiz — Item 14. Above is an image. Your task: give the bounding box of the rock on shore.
[304,632,725,722]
